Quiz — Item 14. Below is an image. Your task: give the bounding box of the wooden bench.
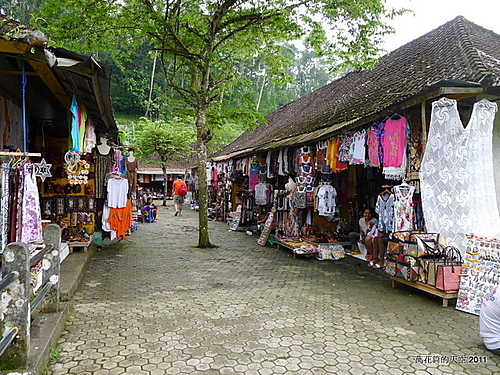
[391,276,458,307]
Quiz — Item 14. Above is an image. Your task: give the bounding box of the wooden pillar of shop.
[421,100,427,149]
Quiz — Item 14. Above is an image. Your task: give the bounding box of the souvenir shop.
[211,105,425,249]
[0,24,133,261]
[212,94,500,309]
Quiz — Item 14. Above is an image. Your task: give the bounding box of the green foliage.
[134,117,196,166]
[0,0,43,25]
[36,0,405,139]
[37,0,406,247]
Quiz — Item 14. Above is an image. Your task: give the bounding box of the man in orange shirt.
[172,175,187,216]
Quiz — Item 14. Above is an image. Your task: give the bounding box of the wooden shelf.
[391,276,458,307]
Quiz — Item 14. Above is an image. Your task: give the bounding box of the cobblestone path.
[47,205,500,374]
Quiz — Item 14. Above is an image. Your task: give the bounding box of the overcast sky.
[382,0,500,52]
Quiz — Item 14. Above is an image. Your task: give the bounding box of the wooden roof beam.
[28,59,70,107]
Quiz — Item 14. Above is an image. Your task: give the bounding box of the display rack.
[391,276,458,307]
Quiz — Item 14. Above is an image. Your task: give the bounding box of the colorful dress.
[21,165,42,243]
[375,193,395,233]
[285,191,300,237]
[381,116,408,179]
[393,184,415,232]
[367,127,380,167]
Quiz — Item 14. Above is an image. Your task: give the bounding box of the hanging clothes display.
[421,98,500,251]
[255,182,272,206]
[285,190,300,237]
[93,146,114,199]
[248,161,259,190]
[405,133,423,193]
[316,183,337,217]
[0,161,10,251]
[107,175,129,208]
[381,116,408,180]
[326,137,346,173]
[108,200,133,240]
[110,148,122,174]
[366,127,380,167]
[350,129,366,165]
[392,183,415,232]
[83,121,97,153]
[375,191,395,234]
[20,163,42,243]
[70,95,81,153]
[125,156,138,195]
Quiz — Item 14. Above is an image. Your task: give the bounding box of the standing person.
[348,208,378,260]
[480,286,500,355]
[172,175,187,216]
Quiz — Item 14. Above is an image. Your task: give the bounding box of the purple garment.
[21,164,42,243]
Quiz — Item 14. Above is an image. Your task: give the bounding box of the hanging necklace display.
[64,150,80,172]
[64,150,89,184]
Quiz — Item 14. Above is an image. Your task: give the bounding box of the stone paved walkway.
[47,204,500,374]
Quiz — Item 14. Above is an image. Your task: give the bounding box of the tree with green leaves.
[38,0,404,248]
[0,0,42,25]
[135,117,196,207]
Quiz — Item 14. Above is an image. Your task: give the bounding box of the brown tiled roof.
[216,16,500,158]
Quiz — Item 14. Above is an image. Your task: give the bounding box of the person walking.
[172,175,187,216]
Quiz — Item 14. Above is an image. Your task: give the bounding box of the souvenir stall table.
[276,237,319,257]
[385,231,461,307]
[390,276,459,307]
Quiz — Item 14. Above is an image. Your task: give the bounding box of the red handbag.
[435,246,462,291]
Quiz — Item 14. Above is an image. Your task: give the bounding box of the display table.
[67,235,93,253]
[276,238,318,257]
[390,276,458,307]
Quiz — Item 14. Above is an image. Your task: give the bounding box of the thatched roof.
[215,16,500,160]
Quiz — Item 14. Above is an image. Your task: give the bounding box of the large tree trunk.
[195,99,214,248]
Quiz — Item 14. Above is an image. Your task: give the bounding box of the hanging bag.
[435,246,463,291]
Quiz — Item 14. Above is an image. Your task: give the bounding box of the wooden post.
[41,224,61,313]
[1,243,30,367]
[421,100,427,149]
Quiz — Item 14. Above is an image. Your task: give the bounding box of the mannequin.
[93,135,114,199]
[125,147,138,195]
[285,177,296,191]
[127,150,136,162]
[97,136,111,155]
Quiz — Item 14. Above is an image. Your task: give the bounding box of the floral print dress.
[393,184,415,232]
[21,164,42,243]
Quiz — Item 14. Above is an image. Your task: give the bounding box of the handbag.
[384,259,397,276]
[413,233,442,257]
[435,246,463,291]
[419,258,444,285]
[395,254,419,281]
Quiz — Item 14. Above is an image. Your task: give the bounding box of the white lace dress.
[420,98,500,251]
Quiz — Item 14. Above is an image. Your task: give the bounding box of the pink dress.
[367,128,380,167]
[382,117,407,168]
